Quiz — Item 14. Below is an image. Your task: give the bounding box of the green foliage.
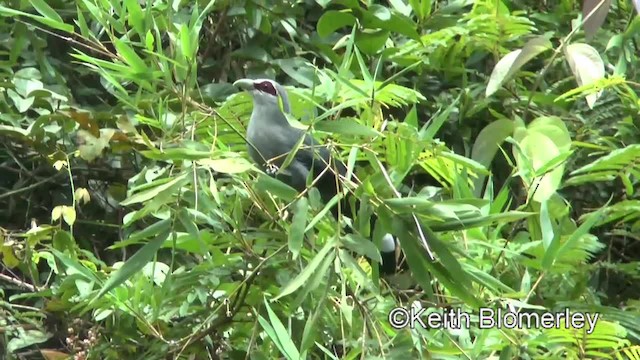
[1,0,639,359]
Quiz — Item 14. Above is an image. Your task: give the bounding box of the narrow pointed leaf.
[95,229,170,299]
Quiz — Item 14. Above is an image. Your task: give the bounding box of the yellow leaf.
[51,206,63,221]
[53,160,67,171]
[61,206,76,226]
[74,187,91,205]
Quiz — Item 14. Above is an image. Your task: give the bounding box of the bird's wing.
[299,132,347,179]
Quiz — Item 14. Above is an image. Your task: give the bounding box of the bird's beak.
[233,79,254,91]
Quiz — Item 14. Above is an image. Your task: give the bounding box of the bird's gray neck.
[248,103,291,129]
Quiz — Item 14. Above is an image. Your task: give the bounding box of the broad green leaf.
[527,116,572,153]
[317,11,356,37]
[389,0,412,17]
[0,124,29,138]
[141,148,212,161]
[471,118,514,196]
[177,209,207,254]
[355,30,389,55]
[515,132,563,202]
[51,206,63,222]
[180,23,194,61]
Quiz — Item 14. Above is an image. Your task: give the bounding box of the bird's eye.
[256,81,278,97]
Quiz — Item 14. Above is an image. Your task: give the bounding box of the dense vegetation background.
[1,0,640,359]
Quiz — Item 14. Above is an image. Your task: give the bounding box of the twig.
[0,173,64,200]
[0,273,41,292]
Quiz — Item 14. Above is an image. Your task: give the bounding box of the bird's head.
[233,78,291,114]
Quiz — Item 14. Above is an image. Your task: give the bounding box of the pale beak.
[233,79,255,91]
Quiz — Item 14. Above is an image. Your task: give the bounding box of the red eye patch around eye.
[255,81,278,97]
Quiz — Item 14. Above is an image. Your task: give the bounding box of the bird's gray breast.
[246,111,303,166]
[246,111,317,191]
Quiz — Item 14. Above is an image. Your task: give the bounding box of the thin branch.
[0,273,42,292]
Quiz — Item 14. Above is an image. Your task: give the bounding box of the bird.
[233,78,398,275]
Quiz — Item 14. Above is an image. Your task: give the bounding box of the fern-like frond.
[565,144,640,186]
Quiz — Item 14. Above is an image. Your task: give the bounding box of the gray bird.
[233,78,397,275]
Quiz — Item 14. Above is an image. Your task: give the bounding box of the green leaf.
[542,204,607,269]
[177,209,207,254]
[274,241,335,300]
[292,248,335,309]
[114,39,147,73]
[515,132,564,202]
[121,173,188,206]
[288,198,309,259]
[50,248,99,283]
[393,217,482,307]
[370,4,391,21]
[7,329,50,353]
[29,0,64,23]
[259,298,302,360]
[386,13,421,40]
[94,229,170,299]
[409,0,432,20]
[527,116,572,153]
[471,119,515,169]
[342,234,382,263]
[179,23,195,61]
[471,119,514,196]
[0,5,74,32]
[198,157,255,174]
[317,11,356,37]
[110,219,171,250]
[125,0,145,34]
[299,269,332,353]
[313,117,382,137]
[255,173,298,202]
[140,148,213,161]
[486,36,552,97]
[355,30,389,55]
